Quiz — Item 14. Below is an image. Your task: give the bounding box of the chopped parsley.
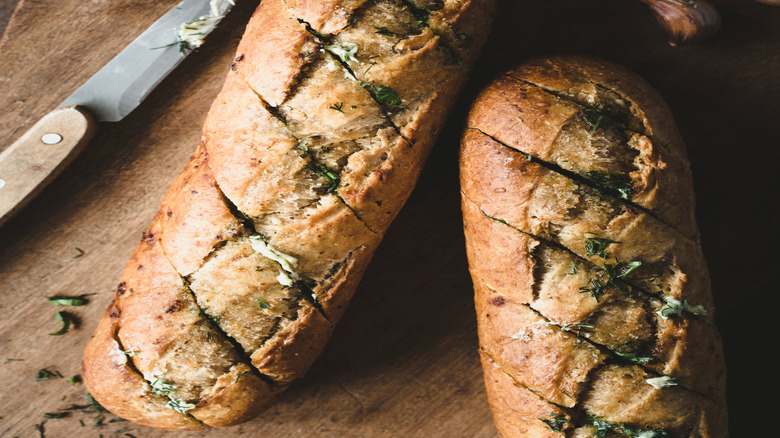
[311,163,340,193]
[360,82,402,106]
[375,85,402,106]
[560,320,594,336]
[656,296,707,320]
[325,42,358,63]
[579,279,608,302]
[409,6,432,27]
[329,102,345,113]
[539,413,567,431]
[166,398,196,414]
[45,293,95,307]
[579,260,641,301]
[257,298,270,309]
[35,367,63,381]
[43,412,69,419]
[614,342,654,365]
[48,311,73,336]
[84,393,107,414]
[374,26,397,37]
[150,378,174,396]
[584,235,620,259]
[296,142,310,156]
[582,110,616,133]
[584,170,633,200]
[584,416,612,436]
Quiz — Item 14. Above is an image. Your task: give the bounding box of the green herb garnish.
[305,25,328,39]
[150,378,174,396]
[584,416,668,437]
[567,262,579,276]
[35,367,63,381]
[584,171,632,200]
[584,235,620,259]
[582,110,616,132]
[341,17,358,30]
[360,82,402,106]
[48,311,73,336]
[43,412,69,419]
[375,86,401,105]
[560,320,594,336]
[312,163,340,192]
[601,261,641,293]
[45,293,95,307]
[584,416,613,436]
[656,296,707,320]
[325,42,358,63]
[73,248,85,258]
[374,26,397,37]
[539,413,567,432]
[329,102,345,113]
[614,342,654,365]
[166,398,196,414]
[579,260,640,301]
[409,6,432,27]
[85,393,107,413]
[235,371,249,383]
[257,299,270,309]
[579,278,608,302]
[621,425,669,437]
[296,142,310,156]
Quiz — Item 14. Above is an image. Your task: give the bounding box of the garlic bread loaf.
[82,0,496,429]
[460,56,728,437]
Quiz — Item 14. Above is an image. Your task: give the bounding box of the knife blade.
[0,0,236,226]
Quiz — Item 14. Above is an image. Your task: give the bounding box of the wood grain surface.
[1,0,777,436]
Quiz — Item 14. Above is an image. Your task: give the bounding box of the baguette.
[460,56,728,437]
[82,0,496,429]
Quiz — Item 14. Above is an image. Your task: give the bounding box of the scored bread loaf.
[82,0,496,429]
[460,56,728,437]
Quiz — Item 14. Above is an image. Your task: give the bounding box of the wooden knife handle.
[0,105,97,227]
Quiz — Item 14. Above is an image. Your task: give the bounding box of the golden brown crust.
[83,0,496,429]
[469,55,699,240]
[461,56,727,437]
[82,315,202,430]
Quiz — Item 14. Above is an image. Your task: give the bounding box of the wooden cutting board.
[1,0,777,436]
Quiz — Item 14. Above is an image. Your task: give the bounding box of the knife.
[0,0,236,226]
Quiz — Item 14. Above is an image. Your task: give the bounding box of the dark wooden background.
[1,0,777,436]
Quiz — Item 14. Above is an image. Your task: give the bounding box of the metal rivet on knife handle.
[0,106,97,226]
[41,133,64,145]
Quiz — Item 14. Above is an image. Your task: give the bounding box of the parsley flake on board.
[45,293,95,307]
[35,367,63,381]
[48,312,74,336]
